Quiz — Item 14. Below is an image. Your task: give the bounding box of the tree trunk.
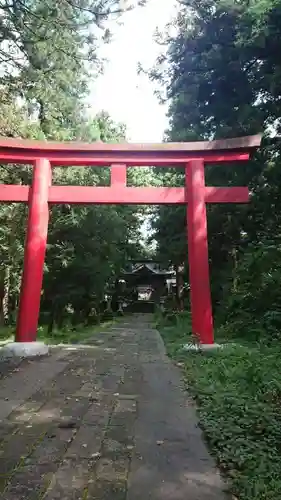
[175,264,185,311]
[48,313,55,334]
[0,267,10,326]
[232,247,238,292]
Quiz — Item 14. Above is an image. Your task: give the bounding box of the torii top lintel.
[0,134,262,165]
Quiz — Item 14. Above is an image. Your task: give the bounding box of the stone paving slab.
[0,314,228,499]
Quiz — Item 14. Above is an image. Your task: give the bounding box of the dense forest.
[0,0,148,331]
[151,0,281,342]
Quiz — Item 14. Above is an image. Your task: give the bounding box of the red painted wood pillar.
[186,160,214,344]
[16,159,51,342]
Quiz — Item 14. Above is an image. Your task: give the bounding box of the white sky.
[89,0,177,142]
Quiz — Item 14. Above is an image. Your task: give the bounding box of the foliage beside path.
[157,312,281,500]
[0,318,119,345]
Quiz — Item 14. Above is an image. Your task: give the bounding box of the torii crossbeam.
[0,135,261,346]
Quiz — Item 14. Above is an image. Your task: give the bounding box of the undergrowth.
[157,311,281,500]
[0,318,118,345]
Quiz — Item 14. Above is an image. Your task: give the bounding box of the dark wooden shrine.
[119,261,175,312]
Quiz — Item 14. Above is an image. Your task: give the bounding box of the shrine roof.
[121,263,175,277]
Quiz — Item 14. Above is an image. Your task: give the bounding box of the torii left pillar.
[16,159,51,345]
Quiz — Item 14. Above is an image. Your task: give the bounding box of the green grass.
[0,326,15,344]
[158,312,281,500]
[0,318,119,345]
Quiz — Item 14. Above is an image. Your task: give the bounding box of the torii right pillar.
[186,159,215,345]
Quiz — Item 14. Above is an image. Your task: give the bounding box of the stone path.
[0,315,228,499]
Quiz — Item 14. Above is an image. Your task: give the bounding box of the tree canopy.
[150,0,281,338]
[0,0,148,329]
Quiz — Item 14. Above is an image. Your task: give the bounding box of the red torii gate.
[0,134,261,346]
